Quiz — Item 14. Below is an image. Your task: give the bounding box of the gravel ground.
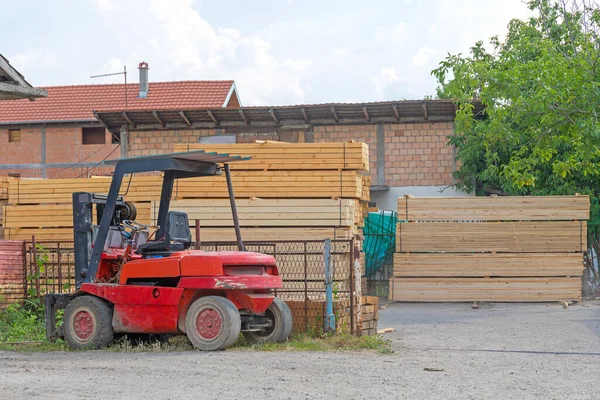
[1,301,599,400]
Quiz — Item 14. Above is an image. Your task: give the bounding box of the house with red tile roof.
[0,63,240,178]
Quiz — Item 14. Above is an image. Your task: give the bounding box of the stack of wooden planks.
[173,142,369,171]
[0,241,25,308]
[391,195,589,302]
[360,296,379,336]
[284,298,355,334]
[1,141,370,242]
[0,177,8,239]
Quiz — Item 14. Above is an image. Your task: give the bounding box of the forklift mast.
[72,151,249,290]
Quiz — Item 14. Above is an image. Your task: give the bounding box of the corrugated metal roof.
[95,99,484,132]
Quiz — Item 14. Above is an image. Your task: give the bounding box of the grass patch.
[234,333,393,354]
[0,300,392,354]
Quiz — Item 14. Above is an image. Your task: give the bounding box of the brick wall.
[0,128,43,165]
[0,121,454,186]
[129,129,217,156]
[314,122,453,187]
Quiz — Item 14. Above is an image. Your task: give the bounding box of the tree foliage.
[432,0,600,230]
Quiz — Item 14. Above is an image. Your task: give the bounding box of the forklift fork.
[44,293,71,340]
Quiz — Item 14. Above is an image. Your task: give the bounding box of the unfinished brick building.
[0,66,481,209]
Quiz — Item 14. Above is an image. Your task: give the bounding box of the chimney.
[138,61,149,98]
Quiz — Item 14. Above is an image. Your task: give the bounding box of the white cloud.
[411,47,435,68]
[92,0,115,12]
[375,23,407,42]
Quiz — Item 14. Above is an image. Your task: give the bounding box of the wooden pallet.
[398,195,590,221]
[173,142,369,171]
[396,221,586,253]
[393,253,584,277]
[8,171,367,204]
[389,277,582,302]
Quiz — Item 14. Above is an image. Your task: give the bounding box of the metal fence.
[23,238,359,334]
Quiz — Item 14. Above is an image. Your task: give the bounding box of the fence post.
[32,235,40,298]
[324,238,335,332]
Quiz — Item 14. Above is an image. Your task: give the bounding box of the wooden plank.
[389,277,582,302]
[397,221,586,253]
[9,170,367,205]
[398,196,590,221]
[152,198,355,227]
[393,253,584,277]
[173,142,369,171]
[3,203,152,228]
[3,226,354,242]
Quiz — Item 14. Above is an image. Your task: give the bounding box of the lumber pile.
[284,298,355,334]
[1,141,370,242]
[173,142,369,171]
[360,296,379,336]
[0,241,25,308]
[0,177,7,239]
[391,195,589,302]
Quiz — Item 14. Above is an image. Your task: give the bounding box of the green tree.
[432,0,600,233]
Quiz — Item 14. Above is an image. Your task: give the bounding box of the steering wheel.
[122,219,149,232]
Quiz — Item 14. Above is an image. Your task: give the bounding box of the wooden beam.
[362,104,370,121]
[421,102,428,120]
[300,107,309,123]
[179,111,192,127]
[268,108,279,124]
[122,111,136,128]
[206,110,219,125]
[239,108,249,125]
[330,105,339,122]
[392,104,400,121]
[93,111,110,129]
[152,111,165,128]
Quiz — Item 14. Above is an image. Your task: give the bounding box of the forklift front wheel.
[185,296,241,351]
[63,295,114,350]
[243,298,293,344]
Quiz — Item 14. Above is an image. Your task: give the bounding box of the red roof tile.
[0,80,235,123]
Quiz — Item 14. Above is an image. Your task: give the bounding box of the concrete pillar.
[120,125,128,158]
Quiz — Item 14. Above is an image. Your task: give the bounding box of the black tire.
[243,298,293,344]
[63,295,114,350]
[185,296,241,351]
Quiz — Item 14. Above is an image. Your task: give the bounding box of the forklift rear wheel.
[185,296,241,351]
[64,295,114,350]
[243,298,293,344]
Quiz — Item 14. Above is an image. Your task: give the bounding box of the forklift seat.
[136,211,192,257]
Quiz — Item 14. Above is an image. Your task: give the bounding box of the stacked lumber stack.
[173,141,370,227]
[2,141,370,242]
[391,196,589,302]
[285,298,354,334]
[360,296,379,336]
[0,177,8,239]
[0,241,25,308]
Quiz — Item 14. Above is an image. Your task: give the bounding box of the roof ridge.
[40,80,234,89]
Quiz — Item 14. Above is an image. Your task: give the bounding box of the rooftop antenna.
[91,65,128,111]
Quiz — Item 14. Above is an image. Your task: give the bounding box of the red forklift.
[44,150,292,350]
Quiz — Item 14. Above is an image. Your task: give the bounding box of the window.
[8,129,21,143]
[82,127,106,145]
[199,135,236,144]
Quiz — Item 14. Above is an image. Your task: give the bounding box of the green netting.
[362,211,398,277]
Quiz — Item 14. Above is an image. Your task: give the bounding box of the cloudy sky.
[3,0,532,106]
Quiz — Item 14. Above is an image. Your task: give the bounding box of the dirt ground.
[1,301,599,400]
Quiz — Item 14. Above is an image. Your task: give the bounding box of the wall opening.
[82,127,106,145]
[8,129,21,143]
